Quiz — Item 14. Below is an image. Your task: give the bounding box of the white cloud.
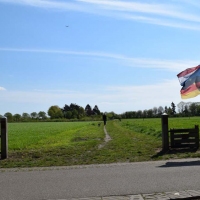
[1,0,200,30]
[0,47,198,73]
[78,0,200,30]
[78,0,174,15]
[78,0,185,21]
[0,87,6,91]
[100,79,182,111]
[0,79,184,114]
[121,14,200,31]
[0,0,83,11]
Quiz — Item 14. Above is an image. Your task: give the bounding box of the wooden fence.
[169,125,199,149]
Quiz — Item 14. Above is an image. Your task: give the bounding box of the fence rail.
[169,125,199,149]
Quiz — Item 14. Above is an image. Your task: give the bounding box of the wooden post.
[161,113,169,151]
[195,125,199,149]
[1,117,8,159]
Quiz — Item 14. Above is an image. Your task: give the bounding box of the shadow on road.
[158,160,200,167]
[151,147,200,167]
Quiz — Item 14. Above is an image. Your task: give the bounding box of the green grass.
[121,117,200,138]
[1,122,105,168]
[1,118,200,168]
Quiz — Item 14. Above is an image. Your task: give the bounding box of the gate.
[169,125,199,149]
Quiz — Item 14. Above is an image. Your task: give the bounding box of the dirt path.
[98,125,112,149]
[103,125,111,142]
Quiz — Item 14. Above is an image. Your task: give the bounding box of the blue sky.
[0,0,200,115]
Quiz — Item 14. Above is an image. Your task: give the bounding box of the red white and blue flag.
[177,65,200,99]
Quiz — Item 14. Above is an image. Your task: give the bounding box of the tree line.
[177,101,200,117]
[3,111,48,122]
[122,102,176,119]
[1,103,102,122]
[47,103,101,119]
[121,101,200,118]
[2,101,200,123]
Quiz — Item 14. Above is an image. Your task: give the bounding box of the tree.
[62,103,85,119]
[65,111,72,119]
[78,107,85,118]
[147,109,153,118]
[171,102,176,115]
[70,103,80,111]
[196,105,200,116]
[177,101,185,114]
[22,112,30,120]
[30,112,38,119]
[164,106,168,114]
[62,104,70,118]
[93,105,100,115]
[70,103,84,119]
[189,103,196,116]
[152,107,158,117]
[136,110,142,118]
[123,111,136,118]
[184,105,189,116]
[38,111,47,119]
[167,107,172,116]
[13,114,21,122]
[72,109,78,118]
[142,110,148,118]
[85,104,93,116]
[48,105,63,119]
[107,112,115,120]
[4,112,13,122]
[157,106,164,116]
[63,104,70,112]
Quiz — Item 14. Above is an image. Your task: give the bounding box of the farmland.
[1,117,200,168]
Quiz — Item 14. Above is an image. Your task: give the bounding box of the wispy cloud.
[77,0,184,20]
[78,0,175,15]
[77,0,200,30]
[0,87,6,91]
[0,0,84,11]
[0,47,198,72]
[1,0,200,30]
[0,79,181,113]
[102,79,181,108]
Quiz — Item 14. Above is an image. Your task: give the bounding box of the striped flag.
[177,65,200,99]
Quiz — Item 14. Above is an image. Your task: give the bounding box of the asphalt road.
[1,158,200,200]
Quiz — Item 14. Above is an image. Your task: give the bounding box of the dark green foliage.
[48,105,63,119]
[13,113,21,122]
[93,105,100,115]
[4,112,13,122]
[171,102,176,115]
[62,103,85,119]
[38,111,47,119]
[85,104,93,116]
[30,112,38,119]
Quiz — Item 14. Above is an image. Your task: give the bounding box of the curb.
[66,190,200,200]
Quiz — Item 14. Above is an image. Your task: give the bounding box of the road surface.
[1,158,200,199]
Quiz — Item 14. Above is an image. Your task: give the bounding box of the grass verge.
[1,118,200,168]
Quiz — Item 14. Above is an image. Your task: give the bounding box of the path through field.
[98,125,112,149]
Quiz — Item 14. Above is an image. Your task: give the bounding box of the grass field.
[1,117,200,168]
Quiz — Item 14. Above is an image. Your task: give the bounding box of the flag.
[177,65,200,99]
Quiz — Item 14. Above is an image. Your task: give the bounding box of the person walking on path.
[103,113,107,126]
